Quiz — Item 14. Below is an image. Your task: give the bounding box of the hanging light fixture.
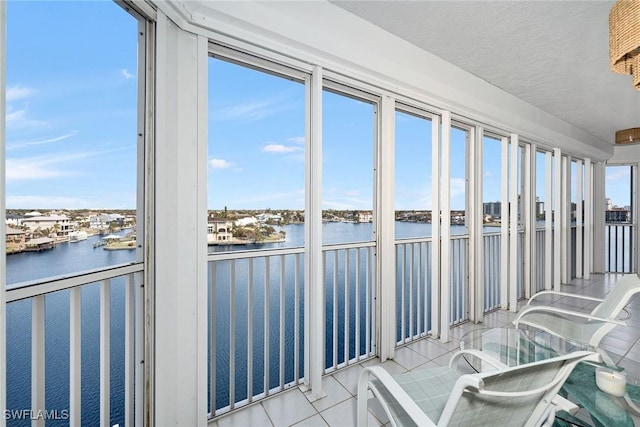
[610,0,640,89]
[615,127,640,144]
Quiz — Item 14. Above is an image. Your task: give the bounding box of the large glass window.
[207,56,306,411]
[482,134,503,310]
[5,2,141,426]
[322,87,375,244]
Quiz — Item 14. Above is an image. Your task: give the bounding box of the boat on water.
[68,231,88,242]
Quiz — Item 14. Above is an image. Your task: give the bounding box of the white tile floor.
[211,273,640,426]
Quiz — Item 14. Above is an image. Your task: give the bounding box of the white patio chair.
[357,350,598,427]
[513,274,640,362]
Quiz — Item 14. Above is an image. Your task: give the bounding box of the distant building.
[6,226,26,254]
[358,211,373,223]
[208,217,233,243]
[483,201,501,218]
[21,215,72,236]
[89,213,126,229]
[256,213,282,224]
[606,210,630,223]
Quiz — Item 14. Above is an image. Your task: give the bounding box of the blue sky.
[6,1,631,212]
[6,1,137,209]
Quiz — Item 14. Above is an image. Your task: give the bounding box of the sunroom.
[2,1,640,426]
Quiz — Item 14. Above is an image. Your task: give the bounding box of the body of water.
[4,221,543,422]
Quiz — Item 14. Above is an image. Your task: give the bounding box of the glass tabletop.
[459,326,640,427]
[459,326,593,370]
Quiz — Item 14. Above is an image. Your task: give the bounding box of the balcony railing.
[5,263,143,426]
[208,242,376,418]
[605,223,635,273]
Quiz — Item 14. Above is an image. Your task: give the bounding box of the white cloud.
[210,94,296,123]
[209,158,233,169]
[262,144,303,153]
[606,167,630,181]
[6,106,46,129]
[121,69,134,80]
[287,136,305,145]
[8,130,78,151]
[7,85,35,102]
[6,152,95,181]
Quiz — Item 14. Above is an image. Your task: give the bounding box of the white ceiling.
[330,1,640,149]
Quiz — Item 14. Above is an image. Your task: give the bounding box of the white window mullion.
[545,151,553,290]
[509,134,519,311]
[378,96,395,360]
[440,111,452,342]
[584,159,592,279]
[304,66,324,399]
[470,126,484,322]
[561,155,571,283]
[430,115,441,338]
[576,160,584,278]
[500,137,509,309]
[553,148,562,290]
[524,143,534,299]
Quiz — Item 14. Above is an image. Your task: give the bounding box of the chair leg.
[356,372,370,427]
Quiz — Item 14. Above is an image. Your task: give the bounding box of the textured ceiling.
[330,0,640,148]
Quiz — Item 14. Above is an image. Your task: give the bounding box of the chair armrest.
[449,349,507,371]
[527,290,604,306]
[357,366,437,427]
[514,305,627,327]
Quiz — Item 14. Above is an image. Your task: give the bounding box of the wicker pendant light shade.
[616,127,640,144]
[610,0,640,89]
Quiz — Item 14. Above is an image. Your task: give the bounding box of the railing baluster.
[416,243,422,337]
[70,287,81,427]
[365,248,371,356]
[279,255,285,389]
[408,244,414,340]
[229,260,236,409]
[293,254,299,382]
[210,262,216,415]
[344,250,349,365]
[264,259,270,396]
[125,274,134,426]
[401,245,406,342]
[247,258,253,402]
[354,249,360,360]
[32,295,45,427]
[333,250,338,369]
[100,279,110,427]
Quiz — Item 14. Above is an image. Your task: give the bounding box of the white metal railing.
[395,238,432,345]
[6,263,143,427]
[535,228,547,292]
[322,242,376,373]
[208,243,376,418]
[605,223,635,273]
[450,235,469,325]
[483,232,501,312]
[208,247,305,417]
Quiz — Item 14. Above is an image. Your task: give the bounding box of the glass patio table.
[459,326,640,427]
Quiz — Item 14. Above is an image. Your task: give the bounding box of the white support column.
[32,296,45,427]
[553,148,562,290]
[576,160,584,278]
[592,162,606,273]
[524,143,534,299]
[631,163,640,273]
[440,111,452,342]
[430,116,441,338]
[0,3,6,426]
[378,95,396,360]
[561,155,571,284]
[509,134,519,311]
[584,159,592,279]
[304,66,324,397]
[154,14,208,425]
[500,137,509,309]
[470,127,483,322]
[545,152,553,290]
